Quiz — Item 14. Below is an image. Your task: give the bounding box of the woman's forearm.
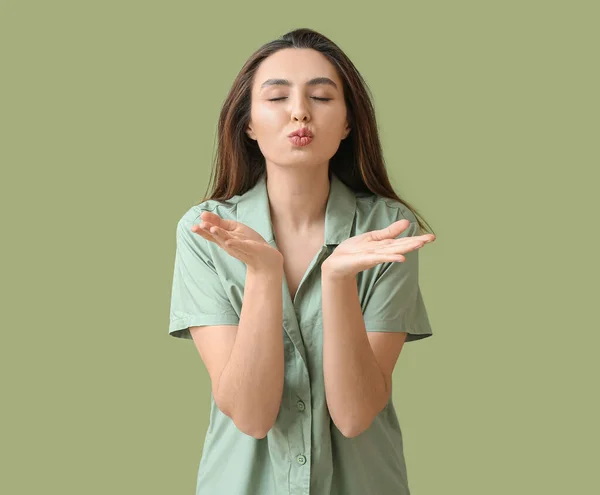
[321,267,389,438]
[215,264,285,439]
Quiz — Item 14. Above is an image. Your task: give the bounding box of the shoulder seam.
[191,202,230,216]
[357,196,415,222]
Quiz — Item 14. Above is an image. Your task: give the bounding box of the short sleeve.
[168,210,240,340]
[361,219,433,342]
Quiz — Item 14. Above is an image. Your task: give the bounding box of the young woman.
[169,27,436,495]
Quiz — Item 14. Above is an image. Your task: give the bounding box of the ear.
[246,124,256,140]
[341,115,351,139]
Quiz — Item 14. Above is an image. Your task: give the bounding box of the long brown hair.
[195,27,434,236]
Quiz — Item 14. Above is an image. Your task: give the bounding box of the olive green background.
[2,1,598,494]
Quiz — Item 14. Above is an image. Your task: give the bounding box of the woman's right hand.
[191,210,283,273]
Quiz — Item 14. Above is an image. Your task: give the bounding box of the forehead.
[253,48,341,89]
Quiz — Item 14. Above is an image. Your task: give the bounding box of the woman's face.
[246,48,351,170]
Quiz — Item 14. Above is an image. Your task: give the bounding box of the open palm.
[191,211,283,272]
[322,219,436,279]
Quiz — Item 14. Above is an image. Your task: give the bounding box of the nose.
[290,94,311,122]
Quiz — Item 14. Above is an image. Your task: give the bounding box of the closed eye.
[268,97,332,102]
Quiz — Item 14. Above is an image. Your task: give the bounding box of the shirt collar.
[236,170,357,248]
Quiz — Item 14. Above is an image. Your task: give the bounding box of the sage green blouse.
[169,171,433,495]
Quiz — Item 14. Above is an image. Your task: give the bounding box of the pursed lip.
[288,128,314,138]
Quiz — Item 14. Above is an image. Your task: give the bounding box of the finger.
[199,220,243,241]
[411,234,436,243]
[203,226,233,250]
[362,252,407,266]
[191,223,248,263]
[192,221,216,236]
[200,211,236,232]
[388,234,434,249]
[370,219,411,241]
[191,224,218,243]
[209,225,233,242]
[373,238,425,254]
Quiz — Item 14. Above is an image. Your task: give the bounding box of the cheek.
[321,105,347,130]
[252,104,284,132]
[321,116,347,140]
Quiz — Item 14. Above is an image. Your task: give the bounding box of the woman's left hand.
[321,219,436,280]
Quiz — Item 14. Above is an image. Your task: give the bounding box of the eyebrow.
[260,77,338,91]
